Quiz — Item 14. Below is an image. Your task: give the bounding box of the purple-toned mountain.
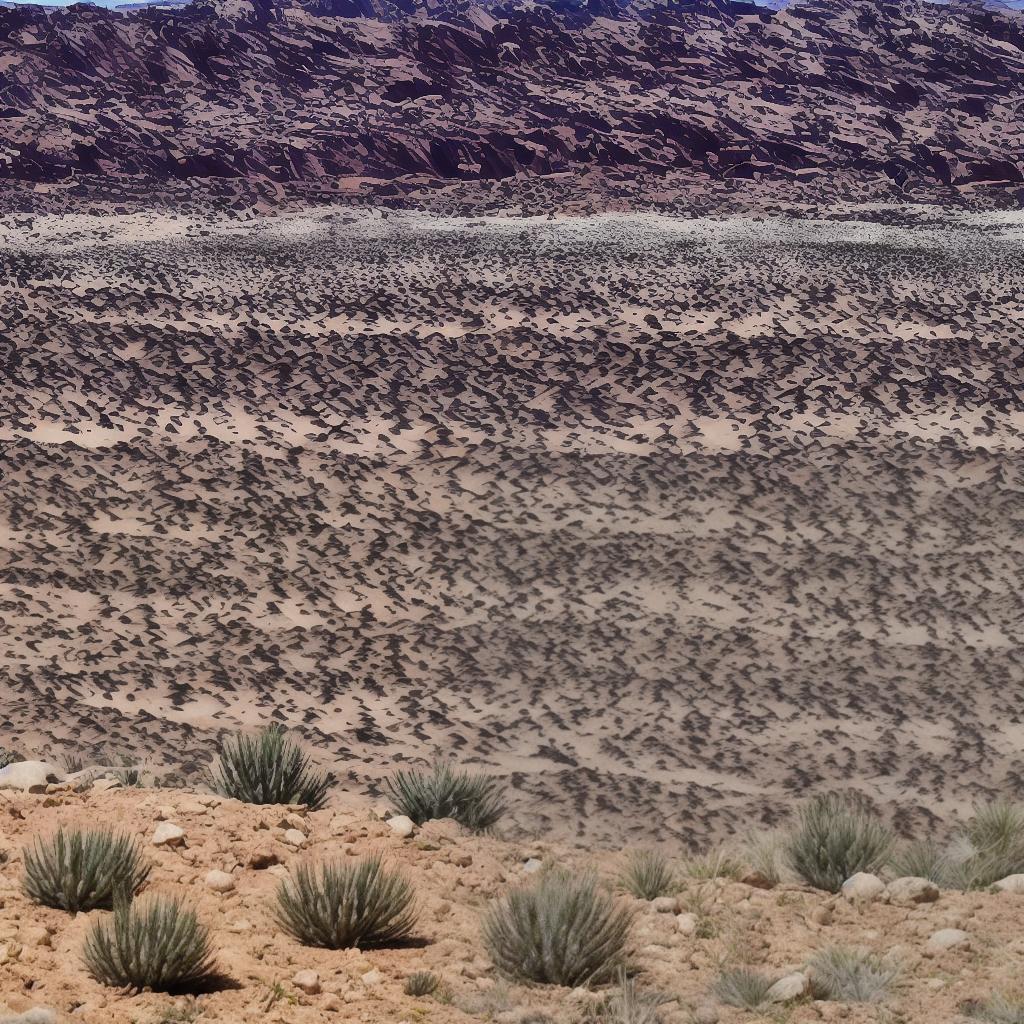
[0,0,1021,194]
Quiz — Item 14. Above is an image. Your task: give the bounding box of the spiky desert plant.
[684,848,744,881]
[211,724,333,810]
[712,966,778,1010]
[23,827,150,912]
[951,800,1024,889]
[619,850,677,900]
[962,994,1024,1023]
[385,759,506,832]
[577,970,670,1023]
[888,838,951,885]
[83,894,218,993]
[403,971,441,997]
[784,793,893,893]
[807,947,900,1003]
[483,867,633,987]
[275,855,418,949]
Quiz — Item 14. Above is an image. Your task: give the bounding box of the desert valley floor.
[1,203,1023,847]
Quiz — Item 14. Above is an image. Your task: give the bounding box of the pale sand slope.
[0,785,1022,1024]
[0,205,1022,847]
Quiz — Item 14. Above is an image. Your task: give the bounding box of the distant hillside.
[0,0,1021,194]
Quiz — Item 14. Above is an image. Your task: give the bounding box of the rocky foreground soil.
[0,783,1022,1024]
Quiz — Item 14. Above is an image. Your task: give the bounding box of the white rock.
[522,858,544,874]
[0,1010,59,1024]
[386,815,415,839]
[292,969,321,995]
[692,1004,719,1024]
[90,778,122,794]
[205,870,236,893]
[840,873,886,901]
[151,822,186,847]
[765,972,809,1003]
[282,828,308,848]
[361,968,383,987]
[651,896,678,914]
[0,762,62,792]
[926,928,970,953]
[886,876,940,905]
[675,911,699,935]
[994,874,1024,894]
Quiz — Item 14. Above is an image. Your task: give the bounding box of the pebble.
[292,969,321,995]
[387,815,415,839]
[205,869,236,893]
[151,822,186,847]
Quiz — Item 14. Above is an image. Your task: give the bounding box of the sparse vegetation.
[275,855,417,949]
[961,994,1024,1023]
[684,847,744,881]
[577,971,669,1023]
[808,947,901,1003]
[211,724,333,811]
[23,827,150,912]
[712,966,778,1010]
[403,970,441,997]
[385,759,506,833]
[619,849,677,900]
[738,829,788,887]
[83,894,218,993]
[785,793,893,892]
[952,800,1024,890]
[483,867,633,986]
[889,838,951,884]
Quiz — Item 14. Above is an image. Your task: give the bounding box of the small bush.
[403,971,440,997]
[807,947,900,1003]
[83,895,218,993]
[784,793,893,892]
[712,966,778,1010]
[385,760,506,832]
[577,971,669,1023]
[619,850,677,900]
[23,827,150,912]
[738,829,788,887]
[684,848,744,882]
[952,801,1024,890]
[483,867,633,987]
[962,994,1024,1023]
[211,724,333,811]
[889,839,950,884]
[275,855,417,949]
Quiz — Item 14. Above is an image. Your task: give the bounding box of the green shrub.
[962,994,1024,1023]
[483,868,633,986]
[23,827,150,912]
[784,793,893,892]
[684,848,744,881]
[83,895,218,993]
[211,725,333,810]
[952,801,1024,890]
[403,970,440,997]
[619,850,677,900]
[712,966,778,1010]
[275,855,417,949]
[888,839,950,884]
[385,760,506,833]
[807,947,900,1003]
[577,970,669,1023]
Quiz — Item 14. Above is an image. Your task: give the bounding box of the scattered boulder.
[151,822,186,847]
[676,912,698,935]
[651,896,678,914]
[386,815,415,839]
[740,870,775,890]
[841,873,886,901]
[361,969,383,987]
[765,972,809,1003]
[281,828,307,849]
[205,869,236,893]
[993,874,1024,894]
[0,762,62,793]
[291,969,321,995]
[926,928,970,953]
[691,1004,719,1024]
[522,858,543,874]
[886,877,939,905]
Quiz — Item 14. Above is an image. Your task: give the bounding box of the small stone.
[692,1003,719,1024]
[886,877,940,905]
[765,972,809,1003]
[740,870,775,890]
[205,870,236,893]
[90,778,122,794]
[651,896,678,914]
[926,928,970,953]
[386,815,415,839]
[450,851,473,867]
[361,968,383,987]
[0,941,23,964]
[994,874,1024,894]
[840,873,885,901]
[675,912,698,935]
[227,919,252,934]
[292,969,321,995]
[21,927,51,948]
[282,828,308,849]
[810,905,833,926]
[522,858,543,874]
[151,822,186,847]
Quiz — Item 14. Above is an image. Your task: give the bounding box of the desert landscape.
[0,0,1023,1020]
